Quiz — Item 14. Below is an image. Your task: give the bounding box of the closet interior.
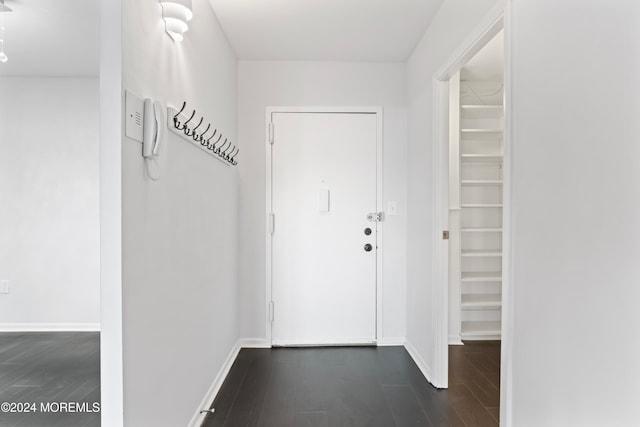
[449,31,504,342]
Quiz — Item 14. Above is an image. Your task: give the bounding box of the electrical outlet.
[0,280,9,294]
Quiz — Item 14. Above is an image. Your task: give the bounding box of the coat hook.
[198,123,211,143]
[185,116,203,137]
[224,146,235,161]
[230,148,239,165]
[226,146,238,162]
[216,138,229,155]
[209,134,222,151]
[181,109,196,131]
[214,138,227,154]
[222,143,234,160]
[204,129,218,147]
[173,101,187,128]
[193,123,211,145]
[189,116,204,137]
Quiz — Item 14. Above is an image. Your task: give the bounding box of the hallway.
[204,342,500,427]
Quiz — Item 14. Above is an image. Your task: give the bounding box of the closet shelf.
[461,180,503,185]
[461,227,502,233]
[461,105,504,112]
[460,154,503,163]
[460,204,503,208]
[461,154,502,157]
[461,294,502,309]
[461,128,503,133]
[461,321,502,337]
[461,250,502,257]
[461,272,502,282]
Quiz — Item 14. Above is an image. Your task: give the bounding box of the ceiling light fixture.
[160,0,192,42]
[0,27,6,63]
[0,0,10,63]
[0,0,11,13]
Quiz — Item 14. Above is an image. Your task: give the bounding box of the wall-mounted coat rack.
[167,101,239,166]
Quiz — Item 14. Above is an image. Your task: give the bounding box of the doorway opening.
[443,30,505,425]
[430,13,509,422]
[0,1,101,426]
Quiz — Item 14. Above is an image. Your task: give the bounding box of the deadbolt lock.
[442,230,450,240]
[366,212,385,222]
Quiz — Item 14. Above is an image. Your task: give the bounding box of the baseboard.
[238,338,271,348]
[377,337,406,346]
[187,338,272,427]
[0,323,101,332]
[404,339,433,384]
[188,340,241,427]
[239,337,409,347]
[448,335,464,345]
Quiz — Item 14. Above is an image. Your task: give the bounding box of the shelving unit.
[459,99,504,341]
[461,249,502,257]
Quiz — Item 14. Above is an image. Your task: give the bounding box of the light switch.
[388,201,398,216]
[0,280,9,294]
[318,188,330,213]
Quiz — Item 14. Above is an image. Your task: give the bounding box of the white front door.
[270,111,379,346]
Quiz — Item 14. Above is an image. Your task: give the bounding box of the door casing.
[265,106,384,346]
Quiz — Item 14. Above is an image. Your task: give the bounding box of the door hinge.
[442,230,449,240]
[268,122,274,144]
[269,212,275,235]
[366,212,385,222]
[269,301,274,323]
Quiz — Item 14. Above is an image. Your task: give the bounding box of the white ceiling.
[0,0,444,76]
[0,0,99,77]
[461,31,504,82]
[208,0,445,61]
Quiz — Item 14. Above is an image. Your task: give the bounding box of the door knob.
[364,243,373,252]
[364,227,372,236]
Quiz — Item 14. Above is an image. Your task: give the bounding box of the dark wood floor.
[203,341,500,427]
[0,332,100,427]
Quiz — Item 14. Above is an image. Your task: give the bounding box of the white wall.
[0,77,100,329]
[508,1,640,425]
[121,1,238,425]
[99,0,124,423]
[238,61,408,343]
[406,0,501,378]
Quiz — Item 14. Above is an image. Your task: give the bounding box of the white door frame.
[431,3,513,424]
[265,106,384,346]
